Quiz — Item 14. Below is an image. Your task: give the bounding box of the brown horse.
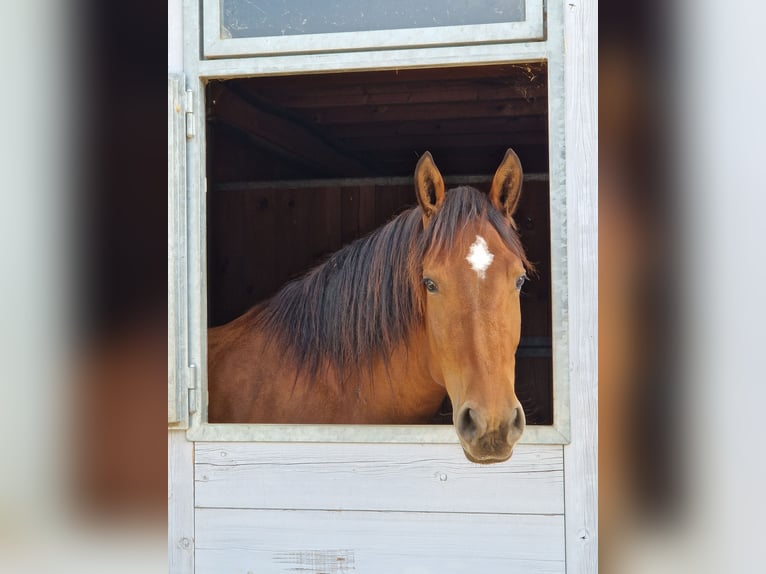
[208,149,531,463]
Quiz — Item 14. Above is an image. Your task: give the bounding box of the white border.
[562,0,598,571]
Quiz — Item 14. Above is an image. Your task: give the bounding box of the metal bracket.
[188,363,198,415]
[185,89,195,139]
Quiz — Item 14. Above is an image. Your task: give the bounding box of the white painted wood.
[195,443,563,515]
[563,0,599,573]
[167,0,183,73]
[196,508,565,574]
[168,431,194,574]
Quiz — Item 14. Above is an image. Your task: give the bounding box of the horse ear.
[489,148,524,218]
[414,151,445,223]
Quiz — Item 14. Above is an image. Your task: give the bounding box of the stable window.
[170,1,570,445]
[203,0,544,58]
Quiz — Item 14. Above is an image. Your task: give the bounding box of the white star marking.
[466,235,494,280]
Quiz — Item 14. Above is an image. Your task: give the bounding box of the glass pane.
[222,0,526,39]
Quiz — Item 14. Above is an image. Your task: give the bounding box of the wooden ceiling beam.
[243,81,547,109]
[209,84,372,177]
[339,132,548,151]
[236,62,547,90]
[298,99,548,125]
[327,116,548,138]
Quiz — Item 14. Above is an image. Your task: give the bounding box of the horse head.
[415,149,528,463]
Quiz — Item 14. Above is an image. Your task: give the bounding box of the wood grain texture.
[563,0,599,572]
[168,431,194,574]
[167,0,182,73]
[195,442,563,515]
[205,62,550,180]
[211,83,371,176]
[205,179,555,424]
[196,508,565,574]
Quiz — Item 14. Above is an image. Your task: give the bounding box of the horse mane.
[250,186,531,388]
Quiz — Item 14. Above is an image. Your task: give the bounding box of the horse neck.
[354,327,446,424]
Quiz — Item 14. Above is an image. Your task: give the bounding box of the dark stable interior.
[205,62,553,424]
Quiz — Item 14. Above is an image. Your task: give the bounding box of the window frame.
[176,0,571,445]
[202,0,545,59]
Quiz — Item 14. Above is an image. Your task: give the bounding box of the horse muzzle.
[454,402,526,464]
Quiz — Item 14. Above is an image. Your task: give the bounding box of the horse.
[208,149,532,464]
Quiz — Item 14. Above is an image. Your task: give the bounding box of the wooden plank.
[168,431,194,574]
[248,79,548,109]
[167,0,182,73]
[340,186,360,245]
[243,188,279,304]
[374,182,406,226]
[206,189,242,325]
[517,180,552,339]
[516,176,553,441]
[370,145,550,176]
[340,131,548,150]
[301,98,548,125]
[310,186,343,260]
[211,84,371,176]
[213,174,550,192]
[516,356,553,426]
[195,443,564,514]
[357,184,377,236]
[196,508,565,574]
[328,115,548,138]
[563,0,599,572]
[275,187,311,282]
[233,62,548,90]
[207,188,282,325]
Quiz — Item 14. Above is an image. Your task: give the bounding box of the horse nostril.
[510,405,526,434]
[457,406,479,442]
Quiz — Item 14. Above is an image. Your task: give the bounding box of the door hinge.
[185,89,195,139]
[187,363,198,415]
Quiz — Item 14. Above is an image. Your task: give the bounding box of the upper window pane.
[205,0,543,58]
[222,0,526,39]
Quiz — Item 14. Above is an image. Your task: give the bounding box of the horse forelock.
[423,186,532,271]
[251,186,530,389]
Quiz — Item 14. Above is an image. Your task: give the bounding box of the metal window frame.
[202,0,545,59]
[168,74,188,429]
[177,0,570,444]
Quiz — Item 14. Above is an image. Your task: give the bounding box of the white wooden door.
[194,442,565,573]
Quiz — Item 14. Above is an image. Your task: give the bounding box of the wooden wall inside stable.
[206,177,552,424]
[207,181,413,325]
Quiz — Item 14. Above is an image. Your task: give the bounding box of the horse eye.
[515,275,527,290]
[423,278,439,293]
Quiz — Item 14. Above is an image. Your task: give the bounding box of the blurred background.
[601,0,766,572]
[0,1,166,572]
[0,0,764,572]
